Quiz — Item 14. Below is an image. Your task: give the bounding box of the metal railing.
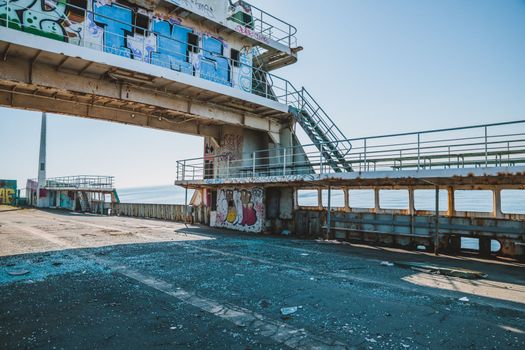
[0,1,301,106]
[176,120,525,181]
[229,1,298,48]
[35,176,115,190]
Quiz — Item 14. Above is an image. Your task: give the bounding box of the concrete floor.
[0,207,524,349]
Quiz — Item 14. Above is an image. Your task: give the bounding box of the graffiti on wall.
[0,180,17,205]
[59,191,74,209]
[204,136,216,179]
[0,0,253,91]
[214,187,264,232]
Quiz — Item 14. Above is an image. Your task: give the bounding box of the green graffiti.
[0,0,35,29]
[1,0,67,41]
[22,0,67,41]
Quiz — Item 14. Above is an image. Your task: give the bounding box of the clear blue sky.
[1,0,524,188]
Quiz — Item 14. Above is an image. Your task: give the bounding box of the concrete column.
[343,188,350,212]
[492,187,503,218]
[447,187,455,217]
[374,188,380,213]
[408,187,415,215]
[317,188,323,210]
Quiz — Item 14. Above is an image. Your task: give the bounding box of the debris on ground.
[7,269,30,276]
[396,262,487,279]
[380,261,394,267]
[280,306,298,315]
[459,297,470,302]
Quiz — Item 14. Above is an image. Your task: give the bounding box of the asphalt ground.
[0,207,524,349]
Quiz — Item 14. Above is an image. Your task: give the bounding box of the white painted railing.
[176,120,525,181]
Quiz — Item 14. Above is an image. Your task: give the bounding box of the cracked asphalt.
[0,207,524,349]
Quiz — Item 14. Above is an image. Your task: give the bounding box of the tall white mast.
[36,112,46,207]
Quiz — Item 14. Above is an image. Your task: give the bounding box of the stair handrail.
[296,87,352,154]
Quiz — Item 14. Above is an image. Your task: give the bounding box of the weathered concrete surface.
[0,207,524,349]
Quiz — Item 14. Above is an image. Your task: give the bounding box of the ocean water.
[118,185,524,251]
[120,185,524,215]
[118,185,194,205]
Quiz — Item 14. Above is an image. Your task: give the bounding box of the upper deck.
[0,0,302,139]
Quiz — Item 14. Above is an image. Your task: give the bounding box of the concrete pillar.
[408,187,415,215]
[492,187,503,218]
[447,187,455,217]
[374,188,380,213]
[317,188,323,210]
[343,188,350,212]
[479,237,492,257]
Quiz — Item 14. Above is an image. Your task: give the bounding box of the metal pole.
[434,186,439,255]
[227,154,230,178]
[417,133,421,170]
[326,186,331,239]
[6,0,9,28]
[283,148,287,175]
[252,151,256,177]
[363,139,367,172]
[319,150,323,174]
[484,126,488,167]
[184,186,189,226]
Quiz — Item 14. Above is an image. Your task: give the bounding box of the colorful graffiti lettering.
[151,19,193,73]
[200,35,230,85]
[1,0,254,91]
[93,2,132,57]
[214,187,264,232]
[0,0,68,40]
[0,180,17,205]
[59,191,74,209]
[238,47,253,92]
[235,25,269,44]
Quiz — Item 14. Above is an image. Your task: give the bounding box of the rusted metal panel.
[297,209,525,258]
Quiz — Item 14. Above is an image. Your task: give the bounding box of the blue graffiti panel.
[151,20,193,74]
[93,3,132,58]
[200,36,230,86]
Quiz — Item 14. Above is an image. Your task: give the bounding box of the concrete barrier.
[115,203,209,225]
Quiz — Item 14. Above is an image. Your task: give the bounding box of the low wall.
[115,203,209,225]
[294,209,525,258]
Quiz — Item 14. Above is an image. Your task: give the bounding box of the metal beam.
[0,90,221,138]
[0,59,285,135]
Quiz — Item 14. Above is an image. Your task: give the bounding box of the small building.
[26,176,119,214]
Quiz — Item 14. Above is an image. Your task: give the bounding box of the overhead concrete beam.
[0,90,221,138]
[0,57,285,135]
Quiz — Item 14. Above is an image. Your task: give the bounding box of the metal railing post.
[363,139,367,172]
[227,154,230,178]
[326,186,332,239]
[5,0,9,28]
[484,126,488,167]
[319,150,323,174]
[183,160,186,181]
[176,162,179,180]
[283,148,287,175]
[434,186,440,255]
[252,151,256,177]
[417,133,421,170]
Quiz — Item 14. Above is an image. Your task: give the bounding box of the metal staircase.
[78,191,91,212]
[252,50,352,172]
[289,89,353,172]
